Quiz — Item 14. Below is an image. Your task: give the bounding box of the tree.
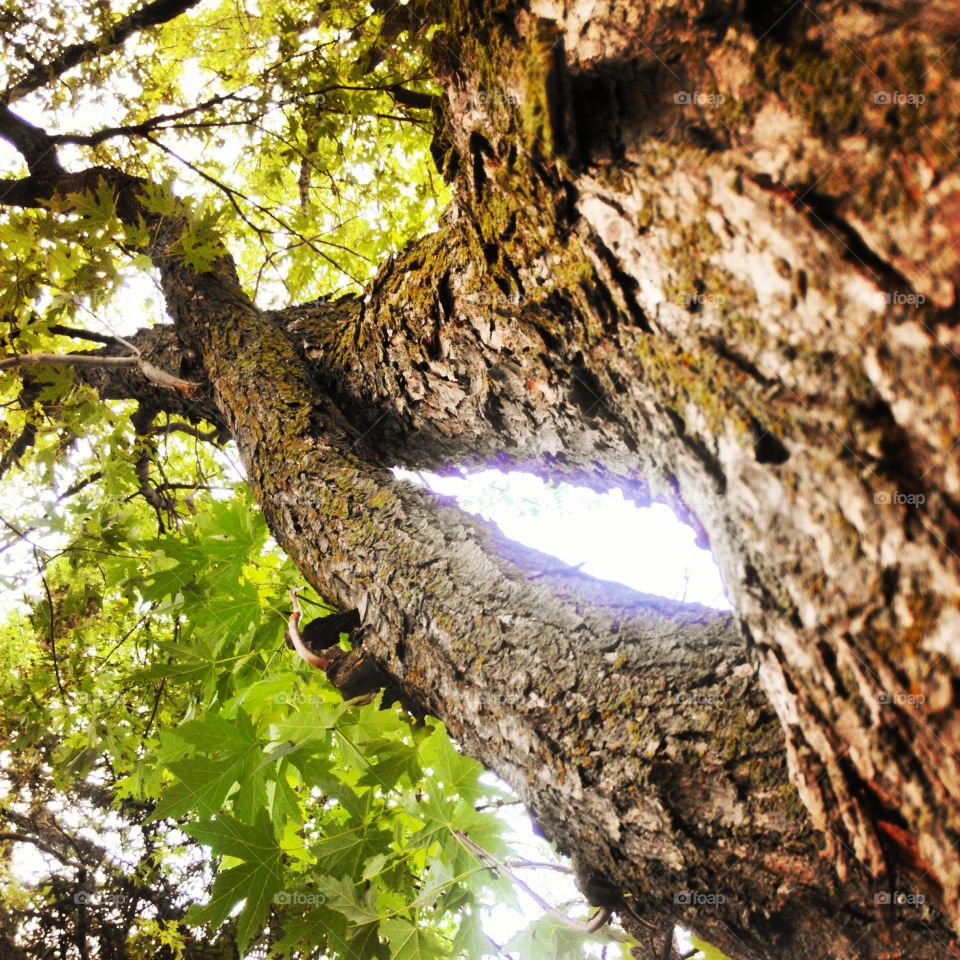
[1,0,958,958]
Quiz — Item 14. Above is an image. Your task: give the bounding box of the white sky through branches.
[395,468,730,611]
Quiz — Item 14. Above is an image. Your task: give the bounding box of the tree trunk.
[3,0,960,956]
[273,0,960,950]
[169,238,945,960]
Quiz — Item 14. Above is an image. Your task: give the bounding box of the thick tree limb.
[267,4,960,946]
[10,118,876,953]
[0,91,932,960]
[159,225,940,955]
[1,6,955,951]
[0,106,61,178]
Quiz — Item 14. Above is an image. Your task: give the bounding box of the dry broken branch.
[0,351,198,393]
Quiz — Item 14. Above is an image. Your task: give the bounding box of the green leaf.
[418,723,490,803]
[503,916,606,960]
[357,739,423,791]
[362,852,389,882]
[452,911,501,959]
[150,709,263,820]
[135,637,245,689]
[380,918,446,960]
[311,816,394,878]
[274,698,348,743]
[186,809,280,862]
[189,858,282,953]
[185,811,284,953]
[314,874,384,927]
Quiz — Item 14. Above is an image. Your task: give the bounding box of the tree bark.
[271,0,960,950]
[3,0,960,957]
[166,236,946,959]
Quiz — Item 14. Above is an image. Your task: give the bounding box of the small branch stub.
[287,588,334,670]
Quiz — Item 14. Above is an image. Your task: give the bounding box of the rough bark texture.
[273,1,960,951]
[3,1,960,957]
[171,252,945,959]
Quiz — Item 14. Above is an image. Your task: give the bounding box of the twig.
[453,829,611,934]
[151,421,222,442]
[0,513,38,554]
[154,481,214,492]
[94,607,154,675]
[142,678,166,741]
[474,798,524,811]
[0,350,198,392]
[505,858,573,875]
[0,420,37,481]
[134,449,175,532]
[0,832,82,869]
[142,133,367,284]
[52,78,427,148]
[46,325,120,346]
[33,548,65,698]
[6,0,203,103]
[57,471,103,501]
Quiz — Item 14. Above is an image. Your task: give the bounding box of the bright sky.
[396,468,730,611]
